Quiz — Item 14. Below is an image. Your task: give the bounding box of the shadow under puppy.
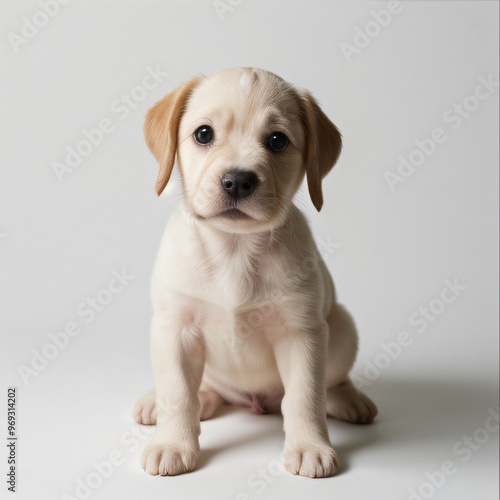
[133,67,377,478]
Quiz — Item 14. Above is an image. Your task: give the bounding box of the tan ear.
[299,91,342,211]
[144,77,202,195]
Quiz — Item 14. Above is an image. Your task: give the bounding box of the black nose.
[221,170,258,198]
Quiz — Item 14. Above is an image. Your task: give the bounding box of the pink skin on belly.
[206,378,284,414]
[242,391,282,414]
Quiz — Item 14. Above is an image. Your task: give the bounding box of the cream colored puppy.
[133,67,377,478]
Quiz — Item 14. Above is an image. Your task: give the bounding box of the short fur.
[133,67,377,478]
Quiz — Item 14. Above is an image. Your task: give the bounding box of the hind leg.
[132,384,224,425]
[326,379,378,424]
[132,389,157,425]
[198,382,225,420]
[325,304,378,424]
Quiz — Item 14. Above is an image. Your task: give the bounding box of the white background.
[0,1,498,499]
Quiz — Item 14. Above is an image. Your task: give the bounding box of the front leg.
[141,314,204,476]
[274,322,339,478]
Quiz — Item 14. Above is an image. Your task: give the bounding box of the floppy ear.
[144,77,201,195]
[299,91,342,211]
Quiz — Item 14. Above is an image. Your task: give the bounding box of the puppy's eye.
[194,125,214,145]
[268,132,289,152]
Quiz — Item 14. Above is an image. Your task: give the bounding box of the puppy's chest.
[193,245,289,308]
[200,296,288,379]
[168,226,304,340]
[181,249,290,350]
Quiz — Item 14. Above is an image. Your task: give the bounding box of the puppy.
[133,67,377,478]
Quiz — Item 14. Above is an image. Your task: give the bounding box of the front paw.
[284,443,340,478]
[141,440,199,476]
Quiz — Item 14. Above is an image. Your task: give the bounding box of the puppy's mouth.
[218,208,253,221]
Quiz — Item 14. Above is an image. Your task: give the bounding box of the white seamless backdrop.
[0,1,498,500]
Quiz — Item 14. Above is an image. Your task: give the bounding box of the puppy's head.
[144,68,342,233]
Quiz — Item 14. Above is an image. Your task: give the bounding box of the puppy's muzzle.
[221,170,258,199]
